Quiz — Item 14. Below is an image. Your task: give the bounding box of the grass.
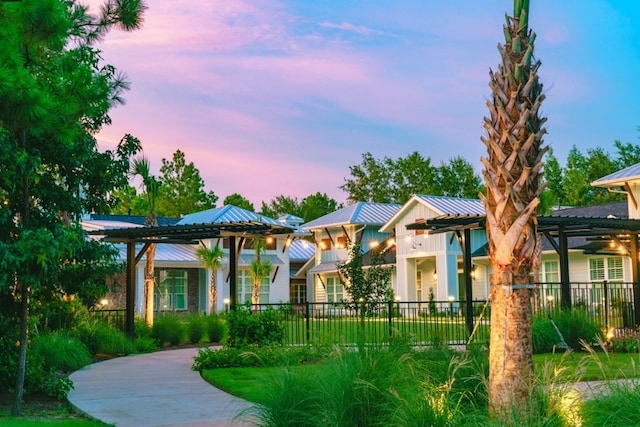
[0,394,110,426]
[203,350,640,404]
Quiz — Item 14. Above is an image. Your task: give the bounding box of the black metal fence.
[92,281,637,346]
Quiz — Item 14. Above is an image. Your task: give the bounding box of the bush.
[226,305,285,348]
[206,314,226,343]
[152,314,186,347]
[532,315,563,354]
[553,309,601,351]
[73,318,135,356]
[186,314,207,344]
[31,331,92,373]
[193,344,330,370]
[134,336,159,353]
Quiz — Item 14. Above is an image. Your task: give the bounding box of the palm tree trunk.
[144,243,156,327]
[209,276,217,314]
[481,0,547,417]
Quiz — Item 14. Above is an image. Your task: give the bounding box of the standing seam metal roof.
[591,163,640,187]
[414,195,485,215]
[302,202,401,230]
[177,205,281,226]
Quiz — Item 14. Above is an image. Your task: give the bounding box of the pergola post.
[125,241,136,338]
[558,229,571,310]
[462,229,474,335]
[631,234,640,326]
[229,236,237,311]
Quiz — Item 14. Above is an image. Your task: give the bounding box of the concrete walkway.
[68,348,254,427]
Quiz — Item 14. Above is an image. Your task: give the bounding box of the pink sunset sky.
[89,0,640,208]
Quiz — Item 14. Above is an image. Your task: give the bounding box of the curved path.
[68,348,253,427]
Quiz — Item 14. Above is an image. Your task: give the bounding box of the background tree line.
[115,140,640,223]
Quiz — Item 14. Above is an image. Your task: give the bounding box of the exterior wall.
[309,224,394,303]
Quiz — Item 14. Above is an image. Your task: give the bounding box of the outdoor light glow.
[266,236,274,244]
[223,298,230,304]
[369,240,379,248]
[404,235,412,242]
[394,295,401,302]
[100,298,108,306]
[546,295,554,302]
[448,296,454,302]
[388,237,395,246]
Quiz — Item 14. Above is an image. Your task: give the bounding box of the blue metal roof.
[177,205,281,226]
[288,239,315,261]
[302,202,401,230]
[414,195,485,215]
[591,163,640,187]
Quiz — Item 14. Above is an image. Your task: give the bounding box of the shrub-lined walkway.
[68,347,252,427]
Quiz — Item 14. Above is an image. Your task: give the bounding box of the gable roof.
[178,205,281,226]
[591,163,640,188]
[288,239,315,262]
[380,195,484,232]
[302,202,401,230]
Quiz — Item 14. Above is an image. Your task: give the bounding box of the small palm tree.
[130,156,160,327]
[249,239,272,309]
[196,243,225,314]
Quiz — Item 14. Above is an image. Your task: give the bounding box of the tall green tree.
[156,149,218,217]
[435,156,484,198]
[300,192,341,223]
[480,0,546,416]
[261,192,340,223]
[130,156,159,327]
[341,151,483,204]
[195,243,225,314]
[260,195,301,219]
[337,241,392,328]
[223,193,255,212]
[0,0,145,415]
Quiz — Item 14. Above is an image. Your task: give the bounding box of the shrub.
[134,336,159,353]
[73,317,135,356]
[206,314,226,343]
[553,309,601,351]
[31,331,92,373]
[193,344,330,370]
[186,314,207,344]
[135,318,153,339]
[226,305,285,348]
[152,314,186,347]
[532,315,563,354]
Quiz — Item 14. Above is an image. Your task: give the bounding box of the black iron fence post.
[305,301,311,343]
[604,280,609,331]
[388,299,393,338]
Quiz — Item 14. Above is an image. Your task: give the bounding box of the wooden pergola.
[407,214,640,332]
[88,221,296,337]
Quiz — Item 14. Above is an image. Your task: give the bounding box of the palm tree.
[130,156,160,327]
[249,238,272,309]
[480,0,547,416]
[196,243,225,314]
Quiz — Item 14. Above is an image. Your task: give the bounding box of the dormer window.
[336,236,347,249]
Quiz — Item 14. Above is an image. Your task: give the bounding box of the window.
[336,236,347,249]
[237,269,270,304]
[415,218,424,235]
[542,261,559,283]
[416,270,423,301]
[290,283,306,304]
[590,257,623,282]
[320,238,332,251]
[155,270,187,311]
[326,276,344,303]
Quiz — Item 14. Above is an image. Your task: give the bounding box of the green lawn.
[202,351,640,404]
